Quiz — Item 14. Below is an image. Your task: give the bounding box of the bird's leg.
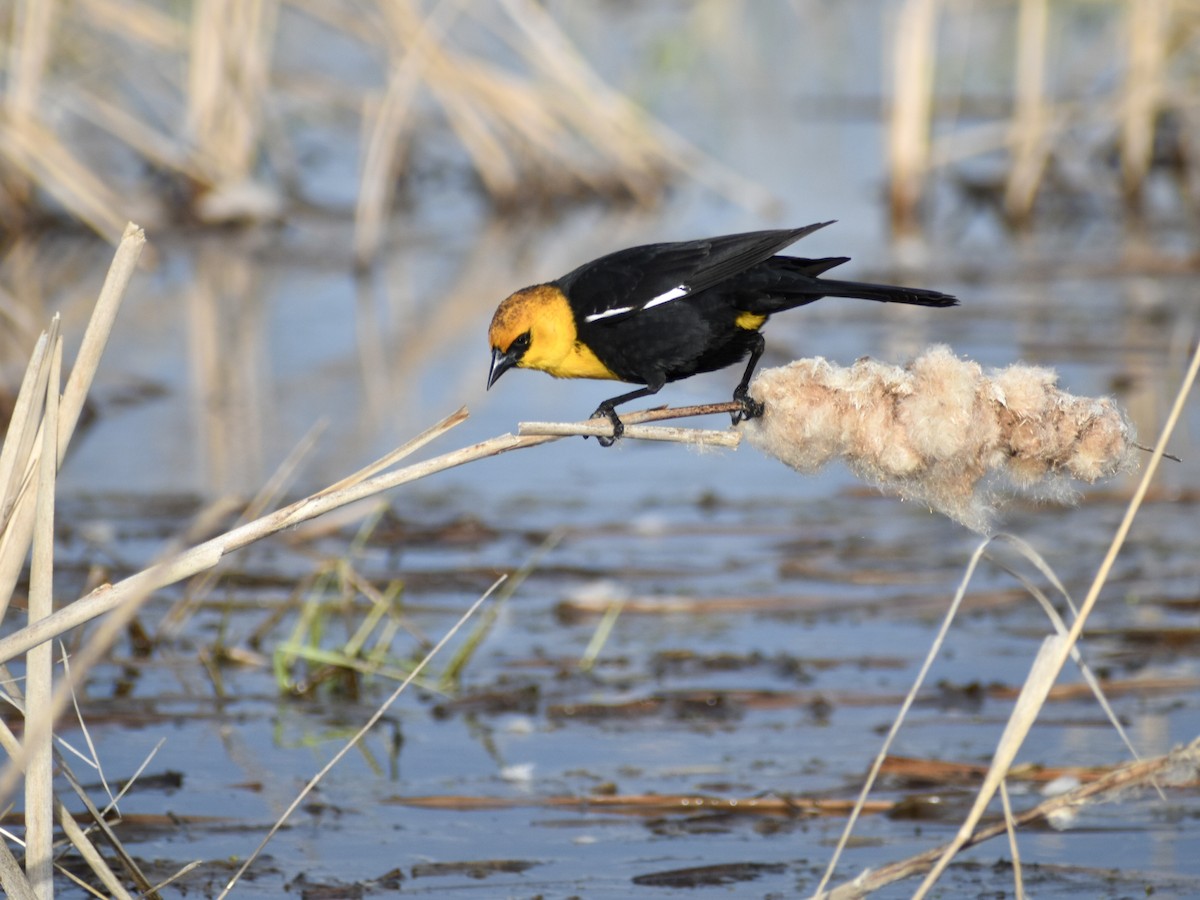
[590,381,663,447]
[731,333,766,424]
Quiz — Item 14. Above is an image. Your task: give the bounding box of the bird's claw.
[590,406,624,447]
[730,390,764,425]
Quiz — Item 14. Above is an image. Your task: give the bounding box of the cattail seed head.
[742,346,1137,533]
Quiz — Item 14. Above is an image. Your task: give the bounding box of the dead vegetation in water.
[0,1,770,259]
[0,226,1195,896]
[887,0,1200,229]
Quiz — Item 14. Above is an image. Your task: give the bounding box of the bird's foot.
[730,388,764,425]
[590,405,624,447]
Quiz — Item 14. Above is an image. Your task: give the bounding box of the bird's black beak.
[487,347,516,390]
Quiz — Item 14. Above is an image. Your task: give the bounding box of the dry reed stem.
[186,0,279,186]
[55,799,134,900]
[519,420,740,447]
[7,0,55,120]
[216,575,506,899]
[0,117,128,243]
[820,737,1200,899]
[899,1,1189,221]
[59,223,145,463]
[354,1,458,266]
[814,531,981,896]
[59,734,164,864]
[1122,0,1168,198]
[997,780,1026,900]
[983,537,1151,790]
[0,325,54,530]
[391,2,522,199]
[0,225,144,622]
[23,335,60,898]
[157,419,328,641]
[498,0,777,212]
[0,847,33,900]
[0,402,738,667]
[911,336,1200,898]
[887,0,939,231]
[1,0,774,239]
[0,501,236,808]
[1004,0,1051,220]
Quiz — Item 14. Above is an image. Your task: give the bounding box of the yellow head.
[487,285,619,387]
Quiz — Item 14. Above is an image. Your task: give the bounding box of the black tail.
[807,277,958,308]
[744,256,958,312]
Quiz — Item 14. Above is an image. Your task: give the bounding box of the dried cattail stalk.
[742,345,1137,533]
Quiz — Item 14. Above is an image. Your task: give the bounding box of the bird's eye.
[511,331,532,355]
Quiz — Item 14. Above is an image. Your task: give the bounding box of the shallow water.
[5,3,1200,897]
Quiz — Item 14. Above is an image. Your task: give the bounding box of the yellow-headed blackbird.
[487,221,957,443]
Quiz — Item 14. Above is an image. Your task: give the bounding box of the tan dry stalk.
[23,336,60,899]
[56,742,155,894]
[495,0,776,211]
[157,419,328,641]
[7,0,56,120]
[59,224,146,463]
[743,346,1136,533]
[387,1,522,199]
[186,0,280,185]
[354,0,459,266]
[1121,0,1169,197]
[0,226,144,622]
[519,420,740,447]
[814,530,982,896]
[0,117,128,243]
[498,0,665,200]
[997,780,1026,900]
[0,325,55,530]
[0,502,234,808]
[55,799,134,900]
[0,840,34,900]
[887,0,939,231]
[1004,0,1051,219]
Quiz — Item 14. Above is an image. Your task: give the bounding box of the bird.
[486,221,957,444]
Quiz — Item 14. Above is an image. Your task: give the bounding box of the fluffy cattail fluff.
[742,345,1137,533]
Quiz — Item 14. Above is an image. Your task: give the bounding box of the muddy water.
[7,4,1200,898]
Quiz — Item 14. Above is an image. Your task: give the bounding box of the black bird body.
[487,221,957,440]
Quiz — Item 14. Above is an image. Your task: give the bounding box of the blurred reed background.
[0,1,1195,244]
[888,0,1199,228]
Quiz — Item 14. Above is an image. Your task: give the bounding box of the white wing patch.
[584,283,690,324]
[584,306,635,323]
[643,284,689,309]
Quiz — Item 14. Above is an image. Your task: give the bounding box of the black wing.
[555,221,835,324]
